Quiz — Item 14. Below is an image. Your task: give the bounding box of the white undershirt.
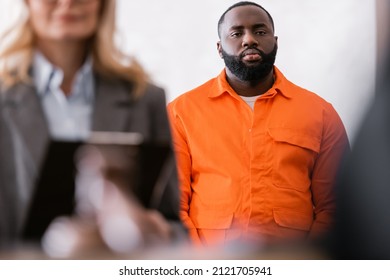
[239,94,262,110]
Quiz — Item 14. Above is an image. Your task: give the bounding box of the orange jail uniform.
[167,67,350,246]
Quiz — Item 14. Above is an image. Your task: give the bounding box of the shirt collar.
[33,51,54,96]
[32,51,94,101]
[209,66,293,99]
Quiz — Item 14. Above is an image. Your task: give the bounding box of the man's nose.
[242,32,258,48]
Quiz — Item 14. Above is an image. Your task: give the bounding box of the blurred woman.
[0,0,183,252]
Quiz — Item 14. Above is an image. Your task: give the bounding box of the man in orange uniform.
[167,1,349,247]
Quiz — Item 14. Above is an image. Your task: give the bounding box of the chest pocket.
[268,127,321,192]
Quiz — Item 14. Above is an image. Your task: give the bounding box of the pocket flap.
[273,208,313,231]
[190,209,234,229]
[268,128,321,153]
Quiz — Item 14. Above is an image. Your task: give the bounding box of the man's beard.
[221,44,277,82]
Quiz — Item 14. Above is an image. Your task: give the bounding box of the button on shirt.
[33,52,95,141]
[168,67,350,246]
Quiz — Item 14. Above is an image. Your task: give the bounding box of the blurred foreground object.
[330,46,390,260]
[42,136,185,258]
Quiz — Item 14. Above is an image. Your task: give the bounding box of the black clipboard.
[22,132,174,242]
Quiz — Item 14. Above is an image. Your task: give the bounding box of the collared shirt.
[32,52,95,141]
[168,67,350,246]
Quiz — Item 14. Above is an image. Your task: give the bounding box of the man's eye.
[230,32,242,37]
[255,30,267,35]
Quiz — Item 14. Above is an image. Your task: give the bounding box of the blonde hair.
[0,0,148,96]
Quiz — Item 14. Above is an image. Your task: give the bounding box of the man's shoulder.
[283,78,332,108]
[275,67,331,106]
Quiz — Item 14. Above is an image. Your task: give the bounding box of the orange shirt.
[167,67,349,246]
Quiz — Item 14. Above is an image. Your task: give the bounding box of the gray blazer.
[0,74,181,247]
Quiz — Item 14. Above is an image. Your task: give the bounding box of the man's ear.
[217,41,223,58]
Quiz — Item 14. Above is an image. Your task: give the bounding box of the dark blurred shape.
[22,141,82,241]
[329,43,390,259]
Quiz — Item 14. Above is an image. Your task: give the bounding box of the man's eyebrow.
[229,23,269,30]
[252,23,269,29]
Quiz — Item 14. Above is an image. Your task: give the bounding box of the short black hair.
[217,1,275,38]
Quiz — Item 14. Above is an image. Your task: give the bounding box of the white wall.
[0,0,377,142]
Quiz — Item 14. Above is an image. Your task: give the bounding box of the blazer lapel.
[92,76,134,132]
[2,83,49,169]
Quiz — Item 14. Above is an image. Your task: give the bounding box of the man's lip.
[242,54,261,62]
[241,49,261,57]
[241,49,262,61]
